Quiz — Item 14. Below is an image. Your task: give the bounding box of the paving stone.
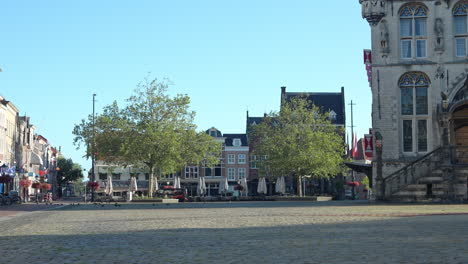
[0,201,467,263]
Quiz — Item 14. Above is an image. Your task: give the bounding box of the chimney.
[281,86,287,108]
[264,113,267,118]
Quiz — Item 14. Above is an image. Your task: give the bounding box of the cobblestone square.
[1,201,468,264]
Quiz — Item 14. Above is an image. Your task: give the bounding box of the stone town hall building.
[360,0,468,201]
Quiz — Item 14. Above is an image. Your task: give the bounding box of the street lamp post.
[55,167,60,199]
[91,94,96,202]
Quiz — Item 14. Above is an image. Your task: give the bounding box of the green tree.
[250,96,346,196]
[362,176,371,190]
[74,177,85,195]
[57,157,84,186]
[73,78,221,197]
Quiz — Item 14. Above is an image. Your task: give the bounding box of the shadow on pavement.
[0,213,467,264]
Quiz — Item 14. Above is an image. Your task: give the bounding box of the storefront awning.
[31,152,43,166]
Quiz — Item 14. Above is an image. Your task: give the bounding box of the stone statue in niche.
[380,21,390,55]
[444,0,450,8]
[435,65,445,80]
[434,18,445,51]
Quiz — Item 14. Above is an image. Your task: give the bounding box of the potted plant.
[346,181,360,187]
[41,183,52,191]
[20,179,32,187]
[32,182,42,189]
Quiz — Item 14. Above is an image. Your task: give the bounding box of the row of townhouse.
[95,128,250,198]
[95,86,346,198]
[0,95,60,195]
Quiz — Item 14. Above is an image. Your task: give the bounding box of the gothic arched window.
[453,2,468,56]
[399,72,430,153]
[400,4,428,59]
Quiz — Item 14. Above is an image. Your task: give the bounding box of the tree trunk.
[148,166,154,197]
[320,178,325,194]
[297,176,303,197]
[268,180,273,196]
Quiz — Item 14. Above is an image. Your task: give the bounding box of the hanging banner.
[364,49,372,64]
[364,129,374,159]
[363,49,372,88]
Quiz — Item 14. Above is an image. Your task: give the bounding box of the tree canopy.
[73,78,221,196]
[249,96,346,196]
[57,156,83,186]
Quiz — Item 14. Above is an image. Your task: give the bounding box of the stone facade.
[0,97,18,166]
[360,0,468,200]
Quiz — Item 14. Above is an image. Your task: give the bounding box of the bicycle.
[8,191,22,204]
[0,193,12,206]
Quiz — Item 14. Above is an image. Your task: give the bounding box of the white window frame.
[238,168,246,180]
[228,168,236,181]
[227,154,235,164]
[250,155,257,169]
[238,154,246,164]
[185,166,198,179]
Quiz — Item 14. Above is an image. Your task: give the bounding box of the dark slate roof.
[247,117,264,126]
[206,128,222,137]
[224,134,248,147]
[284,92,345,125]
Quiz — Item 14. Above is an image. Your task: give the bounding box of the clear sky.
[0,1,371,174]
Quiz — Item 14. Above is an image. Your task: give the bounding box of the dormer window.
[233,138,241,147]
[210,131,216,137]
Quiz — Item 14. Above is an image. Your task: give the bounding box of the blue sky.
[0,1,371,173]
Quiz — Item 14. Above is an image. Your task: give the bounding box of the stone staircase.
[384,147,468,202]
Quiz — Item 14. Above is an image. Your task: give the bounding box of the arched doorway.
[452,104,468,145]
[451,103,468,163]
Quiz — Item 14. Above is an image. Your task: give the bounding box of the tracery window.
[453,2,468,56]
[399,72,430,153]
[400,4,428,59]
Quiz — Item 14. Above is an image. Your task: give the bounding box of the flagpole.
[91,93,96,202]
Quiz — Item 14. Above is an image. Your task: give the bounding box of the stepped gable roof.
[224,134,248,147]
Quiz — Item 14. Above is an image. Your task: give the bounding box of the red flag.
[352,133,358,159]
[39,170,45,177]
